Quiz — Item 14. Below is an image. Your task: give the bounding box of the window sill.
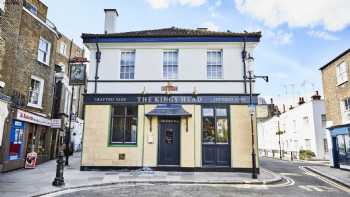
[27,103,43,109]
[336,80,348,87]
[37,60,49,66]
[108,143,137,147]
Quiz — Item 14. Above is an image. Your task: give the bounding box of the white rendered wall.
[258,100,329,159]
[86,42,257,94]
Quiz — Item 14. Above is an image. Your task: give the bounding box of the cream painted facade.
[82,104,258,169]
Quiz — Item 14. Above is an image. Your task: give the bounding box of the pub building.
[80,9,262,172]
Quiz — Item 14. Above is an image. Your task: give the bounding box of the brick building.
[320,48,350,169]
[0,0,84,172]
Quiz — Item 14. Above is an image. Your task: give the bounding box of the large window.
[207,50,223,79]
[37,37,51,65]
[111,105,137,144]
[163,50,178,79]
[28,76,44,108]
[202,107,228,144]
[0,0,5,12]
[120,50,135,79]
[336,62,348,85]
[344,98,350,111]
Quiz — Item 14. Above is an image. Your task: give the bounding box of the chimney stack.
[298,97,305,105]
[311,91,321,100]
[104,9,118,34]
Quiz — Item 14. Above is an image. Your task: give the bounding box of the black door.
[158,119,180,165]
[202,107,230,167]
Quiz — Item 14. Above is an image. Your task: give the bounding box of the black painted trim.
[80,166,260,173]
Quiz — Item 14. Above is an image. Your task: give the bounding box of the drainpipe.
[242,31,248,94]
[94,37,101,94]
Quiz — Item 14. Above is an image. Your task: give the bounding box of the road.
[50,158,350,197]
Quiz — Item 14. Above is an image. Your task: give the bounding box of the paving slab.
[305,165,350,188]
[0,154,282,197]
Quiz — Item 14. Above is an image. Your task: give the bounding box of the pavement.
[0,153,282,197]
[40,158,350,197]
[304,165,350,188]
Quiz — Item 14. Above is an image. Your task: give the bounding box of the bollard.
[52,151,65,186]
[291,152,293,161]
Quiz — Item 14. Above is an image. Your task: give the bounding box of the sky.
[41,0,350,99]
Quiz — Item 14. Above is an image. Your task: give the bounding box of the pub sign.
[69,64,86,85]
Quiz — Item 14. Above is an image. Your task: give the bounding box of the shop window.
[120,50,135,79]
[8,121,24,160]
[38,131,47,155]
[336,62,348,85]
[111,105,137,144]
[37,37,51,65]
[323,138,329,153]
[207,50,223,79]
[163,50,178,79]
[28,75,44,108]
[202,107,228,144]
[337,135,346,156]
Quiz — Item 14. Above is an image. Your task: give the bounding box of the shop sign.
[51,119,62,129]
[16,109,51,127]
[84,94,259,105]
[8,120,24,160]
[69,64,86,85]
[256,105,269,118]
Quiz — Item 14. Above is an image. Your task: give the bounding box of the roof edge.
[320,48,350,70]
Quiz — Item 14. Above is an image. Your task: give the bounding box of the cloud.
[146,0,206,9]
[178,0,207,7]
[235,0,350,32]
[209,0,223,17]
[146,0,171,9]
[264,29,293,45]
[201,21,219,31]
[307,30,339,41]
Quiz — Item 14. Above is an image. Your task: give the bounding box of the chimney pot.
[312,90,321,100]
[104,9,118,34]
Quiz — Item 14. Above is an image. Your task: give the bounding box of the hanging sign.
[69,64,86,85]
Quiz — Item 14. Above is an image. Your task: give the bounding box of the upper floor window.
[344,98,350,111]
[28,75,44,108]
[23,1,37,15]
[163,50,178,79]
[37,37,51,65]
[110,105,138,144]
[207,50,223,79]
[59,42,67,57]
[120,50,135,79]
[0,0,5,12]
[336,62,348,85]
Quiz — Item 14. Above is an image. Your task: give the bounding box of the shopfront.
[1,109,54,171]
[328,124,350,169]
[81,94,259,172]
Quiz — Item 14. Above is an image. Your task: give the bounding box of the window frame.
[163,49,179,80]
[207,49,223,80]
[37,37,51,65]
[109,104,138,145]
[27,75,44,109]
[120,50,136,80]
[59,42,67,57]
[336,61,348,86]
[201,106,229,145]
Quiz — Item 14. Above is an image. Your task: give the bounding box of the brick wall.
[321,51,350,126]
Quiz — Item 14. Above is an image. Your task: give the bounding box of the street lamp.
[244,52,268,179]
[275,111,285,160]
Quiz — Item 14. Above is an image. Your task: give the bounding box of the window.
[344,98,350,111]
[0,0,5,12]
[321,114,327,127]
[37,37,51,65]
[323,139,329,153]
[120,50,135,79]
[302,116,309,126]
[207,50,223,79]
[202,107,228,144]
[28,76,44,108]
[163,50,178,79]
[63,87,71,115]
[28,3,37,15]
[304,139,311,150]
[336,62,348,85]
[111,105,137,144]
[59,42,67,56]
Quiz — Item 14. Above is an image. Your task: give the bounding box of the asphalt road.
[52,158,350,197]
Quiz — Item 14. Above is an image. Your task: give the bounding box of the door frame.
[157,117,181,166]
[201,105,231,167]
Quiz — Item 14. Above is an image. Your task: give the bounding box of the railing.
[22,0,57,31]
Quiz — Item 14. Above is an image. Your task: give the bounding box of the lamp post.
[244,52,268,179]
[275,111,284,160]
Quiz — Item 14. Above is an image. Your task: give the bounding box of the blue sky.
[42,0,350,98]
